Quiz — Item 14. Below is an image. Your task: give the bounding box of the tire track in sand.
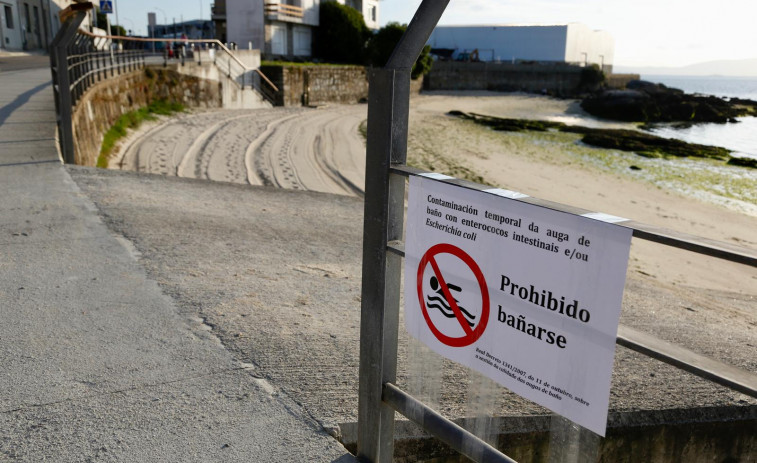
[118,106,367,196]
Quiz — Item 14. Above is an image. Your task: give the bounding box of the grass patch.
[97,99,184,168]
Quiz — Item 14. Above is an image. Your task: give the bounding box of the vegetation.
[97,100,184,168]
[313,2,370,64]
[95,9,127,36]
[365,22,432,79]
[313,8,433,79]
[578,63,605,90]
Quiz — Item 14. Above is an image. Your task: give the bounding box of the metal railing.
[74,29,280,105]
[65,33,145,106]
[49,2,279,164]
[356,1,757,462]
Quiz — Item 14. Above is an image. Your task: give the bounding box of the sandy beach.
[91,91,755,448]
[406,92,756,296]
[114,91,757,298]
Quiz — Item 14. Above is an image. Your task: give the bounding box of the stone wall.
[426,61,637,97]
[71,67,221,167]
[260,65,370,107]
[259,64,425,107]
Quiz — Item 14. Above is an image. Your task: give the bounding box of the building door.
[270,23,287,56]
[23,2,32,49]
[33,5,40,48]
[293,25,310,57]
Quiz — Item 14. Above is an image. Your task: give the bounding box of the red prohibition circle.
[416,243,490,347]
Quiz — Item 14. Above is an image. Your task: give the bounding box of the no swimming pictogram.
[416,243,490,347]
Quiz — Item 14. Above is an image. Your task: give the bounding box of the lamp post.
[122,17,134,36]
[155,6,167,27]
[155,6,167,49]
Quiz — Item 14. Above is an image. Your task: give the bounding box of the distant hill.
[615,58,757,77]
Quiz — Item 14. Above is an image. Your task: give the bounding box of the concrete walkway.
[0,57,354,461]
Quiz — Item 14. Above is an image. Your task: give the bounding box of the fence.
[356,1,757,462]
[49,2,278,164]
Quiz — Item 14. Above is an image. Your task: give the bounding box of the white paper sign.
[404,176,632,436]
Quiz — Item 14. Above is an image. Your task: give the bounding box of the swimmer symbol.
[427,276,477,327]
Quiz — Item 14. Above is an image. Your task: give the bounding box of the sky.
[110,0,757,69]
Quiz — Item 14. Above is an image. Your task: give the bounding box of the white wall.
[301,0,319,27]
[564,23,614,68]
[362,0,379,30]
[428,25,569,63]
[1,0,23,50]
[226,0,264,50]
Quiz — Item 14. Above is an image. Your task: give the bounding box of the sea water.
[642,75,757,159]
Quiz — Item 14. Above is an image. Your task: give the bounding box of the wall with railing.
[50,2,279,165]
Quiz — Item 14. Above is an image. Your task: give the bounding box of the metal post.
[357,1,450,462]
[97,47,103,82]
[49,6,91,164]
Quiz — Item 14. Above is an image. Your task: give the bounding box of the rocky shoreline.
[449,110,757,168]
[581,80,757,123]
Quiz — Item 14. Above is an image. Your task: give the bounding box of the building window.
[371,5,376,22]
[4,5,13,29]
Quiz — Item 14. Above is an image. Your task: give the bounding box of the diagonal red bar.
[428,256,474,337]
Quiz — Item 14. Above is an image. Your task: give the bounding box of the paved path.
[0,57,354,462]
[118,105,367,196]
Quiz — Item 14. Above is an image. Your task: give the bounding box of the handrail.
[389,165,757,267]
[76,29,279,93]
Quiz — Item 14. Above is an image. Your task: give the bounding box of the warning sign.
[404,175,632,436]
[417,243,489,347]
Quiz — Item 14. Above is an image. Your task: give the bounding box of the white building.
[214,0,379,59]
[1,0,91,52]
[428,23,615,70]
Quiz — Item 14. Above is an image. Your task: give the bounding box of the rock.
[449,111,733,161]
[581,80,755,123]
[727,157,757,169]
[581,90,653,122]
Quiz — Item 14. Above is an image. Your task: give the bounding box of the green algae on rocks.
[448,111,733,162]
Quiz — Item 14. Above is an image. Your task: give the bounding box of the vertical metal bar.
[357,2,451,462]
[357,66,409,463]
[97,49,103,82]
[84,37,93,91]
[49,9,89,164]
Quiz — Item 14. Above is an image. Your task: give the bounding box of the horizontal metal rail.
[384,167,757,402]
[390,164,757,267]
[385,240,757,398]
[618,326,757,398]
[383,383,517,463]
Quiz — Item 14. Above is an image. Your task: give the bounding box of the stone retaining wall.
[260,65,369,107]
[426,61,638,97]
[259,65,424,107]
[71,67,221,167]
